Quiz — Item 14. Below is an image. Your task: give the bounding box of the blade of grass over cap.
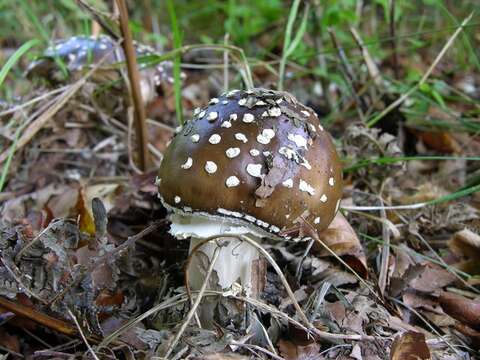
[166,0,184,126]
[278,0,309,91]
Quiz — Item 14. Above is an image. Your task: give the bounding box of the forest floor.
[0,1,479,359]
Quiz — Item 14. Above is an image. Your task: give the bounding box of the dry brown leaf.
[191,355,248,360]
[439,292,480,329]
[390,263,456,297]
[313,212,368,279]
[0,329,20,355]
[409,264,457,293]
[396,183,448,205]
[454,323,480,349]
[100,316,147,350]
[448,229,480,261]
[75,187,96,236]
[410,128,461,154]
[278,339,321,360]
[390,331,430,360]
[445,228,480,276]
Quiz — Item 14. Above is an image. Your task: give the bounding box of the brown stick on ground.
[0,296,77,337]
[116,0,150,171]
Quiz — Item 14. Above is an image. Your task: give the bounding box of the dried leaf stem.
[115,0,150,171]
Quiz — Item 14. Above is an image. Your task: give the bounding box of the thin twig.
[350,27,382,88]
[230,342,285,360]
[183,238,214,328]
[328,28,367,121]
[299,218,384,306]
[126,108,143,175]
[2,259,47,304]
[0,86,68,119]
[75,0,120,39]
[116,0,150,171]
[163,247,220,359]
[236,294,375,342]
[139,43,253,89]
[240,235,311,326]
[0,345,24,358]
[99,288,377,350]
[15,219,64,263]
[257,319,278,356]
[295,238,315,282]
[389,297,461,356]
[367,12,474,127]
[342,203,428,211]
[378,197,390,297]
[68,309,100,360]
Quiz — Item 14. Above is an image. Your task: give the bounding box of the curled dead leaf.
[313,212,368,279]
[190,354,248,360]
[396,183,448,205]
[390,331,430,360]
[454,323,480,349]
[409,128,461,154]
[448,229,480,262]
[278,338,321,360]
[444,229,480,279]
[0,329,20,355]
[390,263,456,297]
[75,187,96,237]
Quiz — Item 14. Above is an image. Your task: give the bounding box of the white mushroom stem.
[169,213,264,327]
[188,236,261,294]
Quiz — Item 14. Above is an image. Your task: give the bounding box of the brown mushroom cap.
[158,88,343,240]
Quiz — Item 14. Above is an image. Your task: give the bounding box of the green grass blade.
[439,5,480,72]
[0,127,21,192]
[278,0,304,91]
[0,39,40,88]
[18,1,49,41]
[166,0,184,126]
[427,183,480,207]
[344,155,480,173]
[0,38,40,192]
[284,4,309,60]
[283,0,301,52]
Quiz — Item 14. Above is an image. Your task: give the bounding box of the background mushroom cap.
[158,88,343,240]
[26,35,175,89]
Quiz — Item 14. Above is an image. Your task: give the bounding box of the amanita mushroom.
[26,35,179,103]
[157,88,342,325]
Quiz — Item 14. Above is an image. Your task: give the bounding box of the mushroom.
[157,88,342,326]
[26,35,181,103]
